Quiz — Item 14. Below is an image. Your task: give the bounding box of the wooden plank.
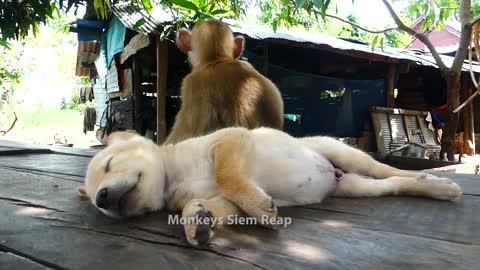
[371,111,390,152]
[462,80,475,155]
[0,139,98,157]
[263,41,270,75]
[0,250,49,270]
[1,156,480,269]
[156,36,168,144]
[0,147,51,156]
[0,154,90,178]
[371,106,428,116]
[386,64,396,107]
[133,55,143,133]
[389,113,407,143]
[284,194,480,245]
[1,172,479,270]
[403,115,413,142]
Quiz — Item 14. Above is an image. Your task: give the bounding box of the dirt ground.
[2,125,100,149]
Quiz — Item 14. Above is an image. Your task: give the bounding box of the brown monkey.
[164,19,284,144]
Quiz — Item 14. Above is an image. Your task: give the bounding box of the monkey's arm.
[164,80,206,144]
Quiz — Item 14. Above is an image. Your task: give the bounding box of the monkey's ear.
[233,36,245,59]
[176,29,192,53]
[107,131,138,145]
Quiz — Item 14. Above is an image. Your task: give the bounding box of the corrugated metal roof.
[109,6,480,73]
[109,1,173,35]
[225,19,480,73]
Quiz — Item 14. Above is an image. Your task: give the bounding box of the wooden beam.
[156,35,168,144]
[386,64,396,108]
[461,76,475,155]
[263,42,269,75]
[133,56,143,134]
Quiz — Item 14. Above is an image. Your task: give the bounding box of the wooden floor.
[0,139,479,270]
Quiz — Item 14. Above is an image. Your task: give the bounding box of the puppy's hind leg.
[300,136,419,179]
[334,173,462,201]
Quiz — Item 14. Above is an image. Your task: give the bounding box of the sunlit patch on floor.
[321,220,353,228]
[285,240,333,261]
[15,206,53,216]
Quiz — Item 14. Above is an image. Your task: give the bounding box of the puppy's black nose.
[96,187,109,209]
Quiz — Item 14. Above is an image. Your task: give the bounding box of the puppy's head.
[78,132,165,218]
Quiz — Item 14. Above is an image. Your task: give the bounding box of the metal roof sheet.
[109,7,480,73]
[225,19,480,73]
[109,1,173,35]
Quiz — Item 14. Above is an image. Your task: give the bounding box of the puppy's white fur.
[79,127,462,244]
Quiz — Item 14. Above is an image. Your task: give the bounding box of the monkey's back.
[183,60,284,132]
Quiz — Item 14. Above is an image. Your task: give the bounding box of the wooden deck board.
[0,140,479,269]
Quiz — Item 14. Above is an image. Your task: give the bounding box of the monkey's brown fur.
[164,20,284,144]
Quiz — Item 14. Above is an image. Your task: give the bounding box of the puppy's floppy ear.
[77,185,88,198]
[107,131,138,145]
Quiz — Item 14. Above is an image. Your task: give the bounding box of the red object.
[436,104,448,111]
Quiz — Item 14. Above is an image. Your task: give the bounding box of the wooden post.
[461,75,475,155]
[386,64,396,108]
[263,42,269,76]
[133,56,143,133]
[156,35,168,144]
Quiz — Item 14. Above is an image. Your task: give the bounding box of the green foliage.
[473,0,480,19]
[257,0,318,31]
[404,0,459,27]
[0,0,84,43]
[17,105,83,128]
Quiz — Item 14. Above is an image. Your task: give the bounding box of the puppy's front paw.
[415,174,462,201]
[182,200,215,246]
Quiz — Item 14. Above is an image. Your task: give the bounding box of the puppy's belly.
[251,145,337,206]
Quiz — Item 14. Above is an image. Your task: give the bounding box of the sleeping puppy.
[77,127,462,246]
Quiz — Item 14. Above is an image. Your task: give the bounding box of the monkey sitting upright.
[164,20,284,144]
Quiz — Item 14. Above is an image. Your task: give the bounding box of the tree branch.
[381,0,447,70]
[0,110,17,136]
[451,0,472,72]
[324,14,398,34]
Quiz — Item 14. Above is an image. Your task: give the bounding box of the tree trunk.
[440,70,461,161]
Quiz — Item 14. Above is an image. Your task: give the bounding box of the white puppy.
[78,127,462,246]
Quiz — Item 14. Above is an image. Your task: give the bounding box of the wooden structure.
[370,107,441,156]
[73,8,479,153]
[1,139,480,269]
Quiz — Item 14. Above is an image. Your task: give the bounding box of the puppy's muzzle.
[95,183,136,213]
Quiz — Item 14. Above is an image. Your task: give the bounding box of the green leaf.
[0,39,11,49]
[379,37,384,52]
[169,0,199,11]
[133,18,146,29]
[295,0,307,9]
[210,9,228,15]
[312,0,324,10]
[371,35,378,52]
[141,0,153,11]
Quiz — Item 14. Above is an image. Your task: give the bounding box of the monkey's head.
[176,19,245,67]
[77,132,166,218]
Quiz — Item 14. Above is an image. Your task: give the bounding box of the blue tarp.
[102,17,126,68]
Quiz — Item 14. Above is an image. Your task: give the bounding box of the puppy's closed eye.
[105,156,114,173]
